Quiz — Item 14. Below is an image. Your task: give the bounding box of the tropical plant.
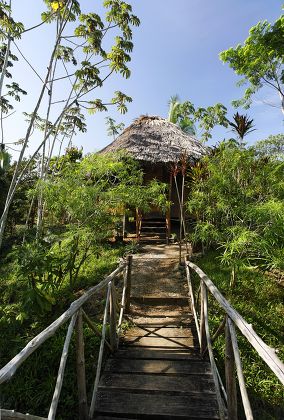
[228,112,255,147]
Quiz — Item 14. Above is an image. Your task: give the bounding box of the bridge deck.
[94,245,221,419]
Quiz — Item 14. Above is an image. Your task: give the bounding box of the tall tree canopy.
[220,13,284,114]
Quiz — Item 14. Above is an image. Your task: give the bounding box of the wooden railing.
[185,258,284,420]
[0,256,133,420]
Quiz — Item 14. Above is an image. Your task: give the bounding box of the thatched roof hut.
[100,115,207,163]
[100,115,207,241]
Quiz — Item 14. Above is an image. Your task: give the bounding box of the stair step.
[105,358,212,375]
[99,373,215,394]
[95,390,219,419]
[114,347,201,360]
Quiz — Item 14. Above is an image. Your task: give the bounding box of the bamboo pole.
[228,318,254,420]
[124,255,133,314]
[186,260,284,385]
[89,283,111,418]
[75,309,88,420]
[225,316,238,420]
[0,263,125,384]
[48,312,78,420]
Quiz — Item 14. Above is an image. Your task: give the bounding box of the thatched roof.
[100,115,207,163]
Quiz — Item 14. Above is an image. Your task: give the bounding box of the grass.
[194,250,284,420]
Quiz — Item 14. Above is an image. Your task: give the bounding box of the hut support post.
[166,171,172,244]
[135,208,142,240]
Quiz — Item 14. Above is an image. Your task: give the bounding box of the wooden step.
[127,315,194,327]
[99,372,215,394]
[131,296,190,306]
[95,390,220,419]
[104,358,212,375]
[123,326,195,338]
[114,347,201,360]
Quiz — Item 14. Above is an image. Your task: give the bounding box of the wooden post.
[135,208,142,240]
[124,255,133,314]
[225,315,238,420]
[122,213,126,239]
[75,309,88,420]
[109,282,118,351]
[200,280,206,355]
[166,170,173,244]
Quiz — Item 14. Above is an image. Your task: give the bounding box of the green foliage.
[220,14,284,111]
[167,95,229,142]
[188,140,284,280]
[254,134,284,160]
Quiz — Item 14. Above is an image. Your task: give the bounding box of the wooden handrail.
[186,260,284,385]
[0,263,125,385]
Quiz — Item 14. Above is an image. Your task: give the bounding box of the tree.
[105,116,125,141]
[253,133,284,159]
[167,95,196,135]
[167,95,229,142]
[220,14,284,114]
[0,0,140,248]
[188,140,284,287]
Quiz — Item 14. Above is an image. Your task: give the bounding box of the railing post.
[76,309,88,420]
[109,281,118,351]
[124,255,133,314]
[225,315,238,420]
[200,280,206,355]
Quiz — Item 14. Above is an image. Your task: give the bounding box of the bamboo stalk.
[225,316,238,420]
[228,318,254,420]
[48,312,78,420]
[75,309,88,420]
[89,283,111,418]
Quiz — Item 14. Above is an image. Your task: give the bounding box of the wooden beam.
[228,318,253,420]
[89,283,111,418]
[48,313,78,420]
[109,282,118,351]
[76,309,88,420]
[0,264,125,385]
[0,410,47,419]
[186,261,284,385]
[124,255,133,314]
[225,316,238,420]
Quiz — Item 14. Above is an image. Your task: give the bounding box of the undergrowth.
[0,242,125,418]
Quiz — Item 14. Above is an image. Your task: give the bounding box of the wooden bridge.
[0,244,284,420]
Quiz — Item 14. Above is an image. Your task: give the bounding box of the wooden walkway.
[94,245,221,419]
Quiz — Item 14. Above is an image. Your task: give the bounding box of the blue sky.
[4,0,284,159]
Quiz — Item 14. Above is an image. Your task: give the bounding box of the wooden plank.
[123,326,195,338]
[187,261,284,385]
[95,391,219,418]
[114,347,201,360]
[130,305,189,317]
[121,335,195,348]
[105,358,212,375]
[48,313,78,420]
[75,310,88,420]
[0,411,47,420]
[225,316,237,419]
[99,372,215,394]
[124,255,133,313]
[0,264,125,385]
[128,315,193,326]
